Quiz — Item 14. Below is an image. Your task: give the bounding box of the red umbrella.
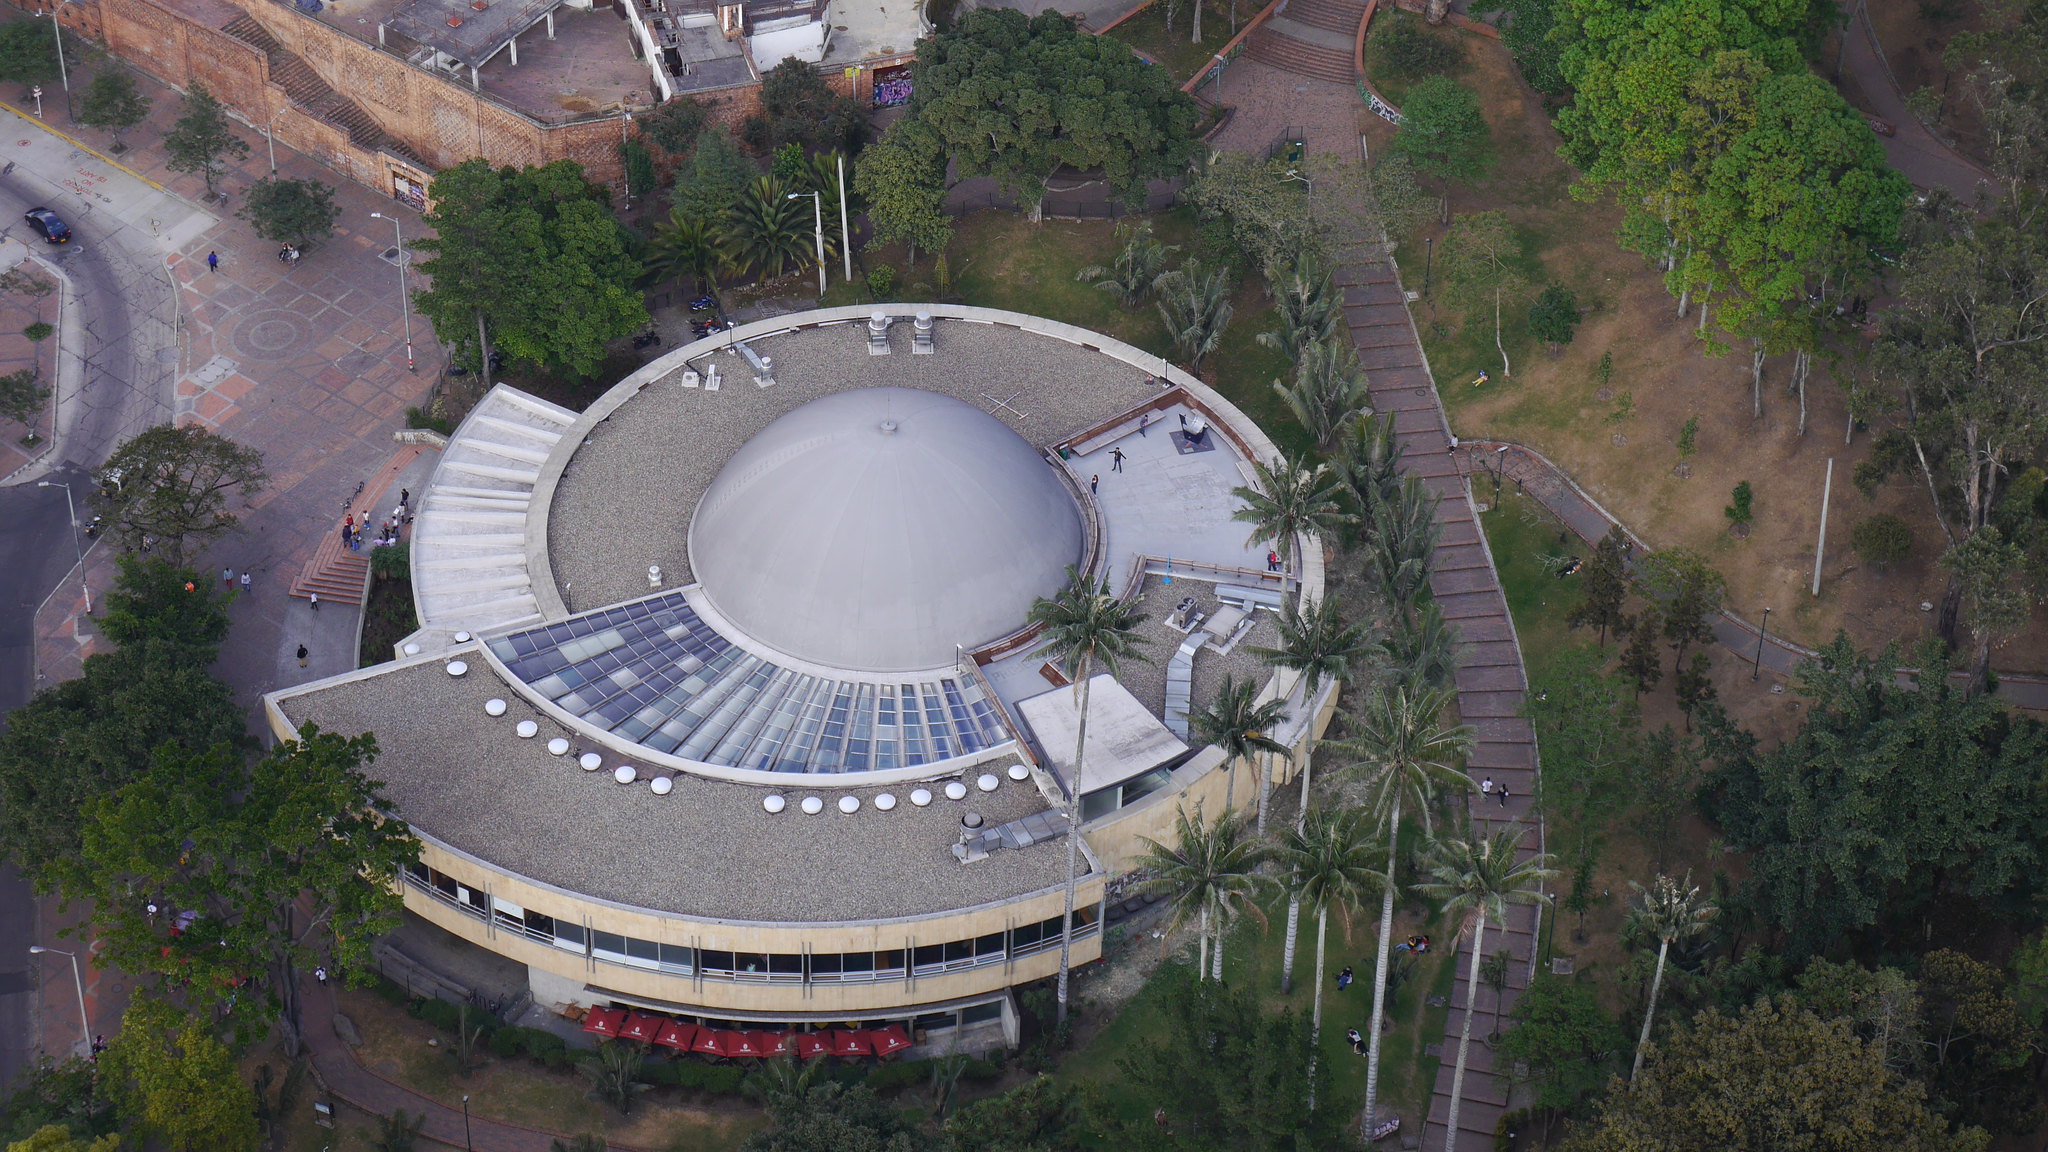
[618,1012,663,1043]
[748,1031,789,1057]
[692,1028,727,1057]
[725,1032,766,1058]
[581,1007,626,1038]
[791,1032,830,1059]
[653,1019,700,1052]
[830,1029,872,1057]
[869,1024,912,1056]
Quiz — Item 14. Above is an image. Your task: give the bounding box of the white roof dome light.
[689,388,1083,672]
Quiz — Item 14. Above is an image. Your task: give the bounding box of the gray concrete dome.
[689,387,1084,672]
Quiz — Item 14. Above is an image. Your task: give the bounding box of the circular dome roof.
[690,387,1083,671]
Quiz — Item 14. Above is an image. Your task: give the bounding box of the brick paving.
[0,254,58,472]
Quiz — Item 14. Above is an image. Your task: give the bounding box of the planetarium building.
[267,305,1340,1056]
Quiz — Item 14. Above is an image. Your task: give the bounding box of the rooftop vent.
[446,14,463,26]
[944,780,968,801]
[763,794,787,814]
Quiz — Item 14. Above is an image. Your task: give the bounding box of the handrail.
[1181,0,1287,95]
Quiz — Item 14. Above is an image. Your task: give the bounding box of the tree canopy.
[891,9,1200,208]
[742,57,868,156]
[163,84,249,197]
[414,159,646,378]
[92,424,267,563]
[1390,76,1492,184]
[98,996,259,1152]
[238,177,340,248]
[75,70,150,139]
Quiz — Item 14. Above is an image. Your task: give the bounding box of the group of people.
[1337,939,1434,1054]
[340,487,413,551]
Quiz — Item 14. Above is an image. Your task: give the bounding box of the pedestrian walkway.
[1453,439,2048,711]
[1834,4,1998,202]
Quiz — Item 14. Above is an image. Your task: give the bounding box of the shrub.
[415,997,461,1032]
[1851,514,1913,567]
[1374,19,1463,80]
[489,1027,525,1059]
[1725,481,1754,527]
[866,1059,928,1093]
[1527,285,1579,350]
[406,406,455,435]
[867,264,896,297]
[961,1057,1001,1082]
[23,321,52,342]
[670,1062,745,1094]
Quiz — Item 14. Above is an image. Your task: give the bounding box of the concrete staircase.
[290,527,373,607]
[1244,0,1366,84]
[222,15,426,165]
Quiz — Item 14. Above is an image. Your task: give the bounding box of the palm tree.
[1253,594,1371,994]
[1155,261,1235,369]
[1335,411,1403,531]
[1272,339,1371,452]
[1134,803,1269,981]
[1326,684,1474,1134]
[1382,601,1458,692]
[1257,261,1341,363]
[1075,222,1179,310]
[1277,804,1386,1047]
[578,1040,651,1114]
[1627,872,1717,1082]
[1028,566,1151,1024]
[1188,674,1291,833]
[1366,477,1441,615]
[1415,824,1556,1152]
[645,207,723,292]
[1231,454,1355,567]
[721,175,819,283]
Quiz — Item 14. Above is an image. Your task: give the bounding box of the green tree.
[1702,636,2048,956]
[1940,526,2034,692]
[897,9,1200,211]
[1274,804,1385,1052]
[6,1126,118,1152]
[414,159,646,379]
[1850,513,1913,567]
[1027,566,1150,1022]
[0,1059,117,1146]
[1382,599,1457,691]
[1528,647,1641,865]
[743,1083,927,1152]
[162,84,249,197]
[1333,411,1403,526]
[1186,674,1290,827]
[721,175,823,283]
[1415,823,1556,1152]
[1634,725,1699,870]
[1565,996,1984,1152]
[1272,339,1370,452]
[75,70,151,143]
[945,1076,1088,1152]
[644,207,722,291]
[1672,650,1716,731]
[0,368,48,434]
[0,558,245,881]
[670,128,756,225]
[1135,803,1269,982]
[1153,260,1235,368]
[1230,454,1353,565]
[1793,958,1923,1072]
[1528,283,1580,351]
[93,423,266,563]
[1075,222,1178,310]
[1107,969,1338,1152]
[237,177,339,247]
[578,1043,650,1114]
[98,997,259,1152]
[1919,949,2039,1133]
[1326,684,1473,1129]
[1439,210,1526,378]
[634,97,708,157]
[1183,153,1325,276]
[1257,261,1342,363]
[1724,480,1754,528]
[66,726,418,1053]
[1636,548,1725,674]
[1390,76,1492,184]
[1566,525,1631,644]
[852,132,953,264]
[1496,974,1626,1119]
[0,21,59,86]
[741,57,868,156]
[1625,873,1717,1081]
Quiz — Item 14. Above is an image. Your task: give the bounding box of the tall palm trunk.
[1212,892,1226,980]
[1256,750,1274,839]
[1631,936,1672,1082]
[1311,904,1330,1034]
[1441,911,1489,1152]
[1056,670,1093,1023]
[1224,762,1237,812]
[1362,792,1401,1131]
[1197,900,1211,981]
[1280,754,1313,993]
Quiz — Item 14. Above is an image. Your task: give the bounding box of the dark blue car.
[24,207,70,244]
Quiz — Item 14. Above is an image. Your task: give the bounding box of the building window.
[962,1001,1003,1025]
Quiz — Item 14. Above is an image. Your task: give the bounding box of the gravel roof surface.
[1114,576,1283,717]
[279,657,1072,924]
[547,320,1163,614]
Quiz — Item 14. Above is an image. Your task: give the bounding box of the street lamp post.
[786,191,825,298]
[368,212,416,373]
[29,946,89,1058]
[264,109,284,174]
[836,153,852,285]
[36,480,89,613]
[461,1094,472,1152]
[617,99,635,209]
[1424,235,1435,296]
[1751,606,1772,681]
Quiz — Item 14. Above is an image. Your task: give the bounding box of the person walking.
[1090,474,1099,494]
[1136,413,1150,437]
[1497,784,1510,808]
[309,592,320,611]
[1480,777,1495,800]
[240,571,251,593]
[340,513,353,543]
[206,251,219,273]
[399,488,411,510]
[223,566,234,589]
[297,644,309,668]
[1110,446,1125,473]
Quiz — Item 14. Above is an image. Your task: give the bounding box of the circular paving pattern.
[233,309,316,360]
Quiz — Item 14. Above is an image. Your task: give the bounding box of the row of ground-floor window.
[404,861,1099,984]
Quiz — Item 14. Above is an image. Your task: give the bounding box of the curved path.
[1453,440,2048,711]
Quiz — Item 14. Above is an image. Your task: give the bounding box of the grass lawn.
[1476,482,1588,678]
[1104,0,1245,85]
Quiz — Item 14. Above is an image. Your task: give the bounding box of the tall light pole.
[368,212,416,373]
[264,108,284,174]
[36,480,88,613]
[836,153,852,285]
[1751,606,1772,681]
[460,1094,472,1151]
[616,97,636,210]
[787,191,825,298]
[29,946,89,1057]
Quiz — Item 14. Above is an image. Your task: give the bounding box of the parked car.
[23,207,70,244]
[1867,116,1897,137]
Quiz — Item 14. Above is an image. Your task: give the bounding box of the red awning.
[830,1029,872,1057]
[749,1031,789,1057]
[791,1032,830,1059]
[653,1019,700,1051]
[725,1031,766,1058]
[581,1007,626,1037]
[692,1028,727,1057]
[618,1011,663,1043]
[869,1024,912,1056]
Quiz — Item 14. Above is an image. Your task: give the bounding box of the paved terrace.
[543,318,1171,615]
[271,653,1070,922]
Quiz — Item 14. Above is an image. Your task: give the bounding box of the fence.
[941,185,1184,219]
